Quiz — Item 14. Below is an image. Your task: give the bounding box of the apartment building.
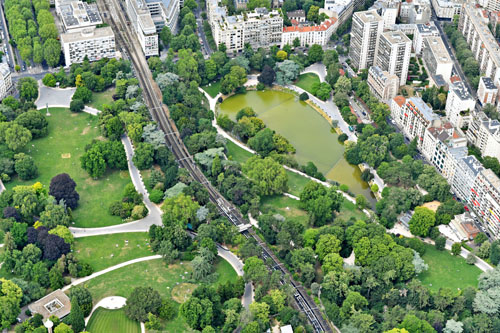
[400,0,432,24]
[390,96,440,145]
[421,121,467,179]
[488,0,500,12]
[421,36,453,84]
[324,0,354,26]
[281,18,338,47]
[0,63,12,101]
[414,22,439,55]
[61,27,116,66]
[430,0,461,19]
[477,76,498,106]
[459,3,500,85]
[467,112,500,160]
[235,0,248,10]
[349,10,384,70]
[445,81,475,128]
[375,31,411,86]
[144,0,180,34]
[287,10,306,23]
[125,0,159,56]
[370,0,399,29]
[208,5,283,53]
[367,66,399,102]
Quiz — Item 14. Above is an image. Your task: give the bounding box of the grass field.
[260,195,309,226]
[83,257,235,332]
[87,308,140,333]
[418,244,481,292]
[337,199,367,222]
[286,170,311,196]
[202,81,221,98]
[73,233,154,271]
[6,108,131,228]
[225,140,253,164]
[295,73,320,94]
[88,88,115,111]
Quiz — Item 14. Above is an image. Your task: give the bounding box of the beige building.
[349,10,384,70]
[445,81,475,128]
[367,66,399,102]
[125,0,159,56]
[467,112,500,161]
[281,18,338,47]
[421,36,453,84]
[375,31,411,86]
[0,63,12,101]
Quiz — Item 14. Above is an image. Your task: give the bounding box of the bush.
[299,92,309,101]
[435,236,446,251]
[256,82,265,91]
[70,99,84,113]
[466,252,477,265]
[149,189,164,203]
[339,184,349,192]
[42,73,56,87]
[338,133,348,143]
[131,205,147,219]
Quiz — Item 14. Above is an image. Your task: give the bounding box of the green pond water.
[218,90,375,204]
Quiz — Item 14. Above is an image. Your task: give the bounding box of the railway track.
[97,1,333,331]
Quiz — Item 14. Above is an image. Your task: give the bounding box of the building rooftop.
[451,81,473,101]
[480,76,497,90]
[416,21,438,34]
[462,155,484,177]
[283,17,337,33]
[60,26,114,43]
[0,63,10,79]
[423,36,452,64]
[58,0,102,31]
[407,97,438,122]
[381,30,411,44]
[354,10,383,23]
[28,289,71,320]
[369,65,398,83]
[287,9,305,17]
[481,168,500,190]
[393,95,406,107]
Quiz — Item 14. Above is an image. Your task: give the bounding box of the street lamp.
[44,319,54,333]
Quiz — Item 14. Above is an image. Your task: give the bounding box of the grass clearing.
[82,257,235,332]
[6,108,131,228]
[260,195,309,226]
[286,170,310,197]
[337,199,367,222]
[225,140,253,164]
[295,73,320,94]
[88,88,115,111]
[73,233,153,271]
[171,283,197,303]
[418,244,481,292]
[202,81,221,98]
[87,308,140,333]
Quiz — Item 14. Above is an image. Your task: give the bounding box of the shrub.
[338,133,348,143]
[466,253,477,265]
[149,189,164,203]
[131,205,147,219]
[70,99,84,113]
[339,184,349,192]
[299,92,309,101]
[435,236,446,251]
[256,82,265,91]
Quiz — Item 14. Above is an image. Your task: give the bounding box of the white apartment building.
[55,0,102,32]
[367,66,399,102]
[421,121,467,179]
[145,0,180,34]
[370,0,399,29]
[390,96,440,145]
[125,0,159,56]
[488,0,500,12]
[61,26,116,66]
[389,24,417,35]
[431,0,461,19]
[209,7,283,53]
[414,22,439,55]
[421,36,453,84]
[478,77,498,106]
[0,63,12,101]
[281,18,338,47]
[459,3,500,85]
[400,0,432,24]
[445,81,475,129]
[375,31,411,86]
[467,112,500,160]
[349,10,384,70]
[324,0,354,26]
[287,10,306,23]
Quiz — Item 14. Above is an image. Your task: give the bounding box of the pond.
[218,90,375,205]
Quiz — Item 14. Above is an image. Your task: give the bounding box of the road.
[0,0,14,70]
[194,0,213,57]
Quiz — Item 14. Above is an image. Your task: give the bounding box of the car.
[362,111,367,116]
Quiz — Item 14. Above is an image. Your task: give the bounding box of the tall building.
[459,3,500,85]
[281,18,338,47]
[467,112,500,160]
[477,77,498,106]
[431,0,462,19]
[421,36,453,84]
[208,5,282,53]
[367,65,399,102]
[0,63,12,101]
[375,31,411,86]
[144,0,180,34]
[370,0,399,29]
[349,10,384,70]
[414,22,439,55]
[390,96,440,145]
[445,81,475,128]
[125,0,159,56]
[55,0,103,32]
[324,0,354,26]
[488,0,500,12]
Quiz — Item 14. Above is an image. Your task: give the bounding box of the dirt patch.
[171,283,197,303]
[423,201,441,212]
[61,153,71,159]
[71,113,78,117]
[96,136,106,141]
[81,126,90,135]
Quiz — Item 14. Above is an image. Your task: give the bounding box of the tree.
[276,50,287,61]
[69,298,85,333]
[307,6,320,24]
[242,156,287,195]
[334,76,352,94]
[412,250,428,274]
[49,173,80,209]
[409,207,436,237]
[54,323,73,333]
[475,232,488,245]
[49,266,64,290]
[1,123,32,152]
[125,287,162,322]
[435,236,446,251]
[258,65,275,86]
[69,286,92,317]
[451,242,461,256]
[308,44,324,63]
[180,296,213,330]
[160,26,172,47]
[43,38,61,67]
[316,234,341,260]
[443,319,463,333]
[275,60,301,85]
[356,194,368,209]
[159,299,177,320]
[220,66,247,94]
[0,278,22,329]
[247,0,271,10]
[132,142,154,170]
[322,253,343,274]
[248,128,275,156]
[70,99,84,113]
[73,87,92,103]
[466,253,477,265]
[162,193,199,227]
[14,153,37,180]
[399,314,435,333]
[192,255,212,280]
[243,256,267,284]
[11,222,28,247]
[15,110,49,138]
[340,291,368,320]
[18,77,39,102]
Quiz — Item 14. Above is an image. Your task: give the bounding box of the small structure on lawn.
[28,289,71,320]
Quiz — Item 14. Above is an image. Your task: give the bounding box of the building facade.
[125,0,159,56]
[375,31,411,86]
[367,65,399,102]
[445,81,475,128]
[145,0,180,34]
[414,22,439,55]
[431,0,461,19]
[0,63,12,101]
[281,18,338,47]
[324,0,354,26]
[349,10,384,70]
[61,26,116,66]
[467,112,500,160]
[477,76,498,105]
[421,36,453,83]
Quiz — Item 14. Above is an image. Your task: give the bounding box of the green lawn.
[286,170,311,197]
[225,140,253,164]
[260,195,309,226]
[88,88,115,111]
[82,257,235,332]
[295,73,320,93]
[337,199,367,222]
[87,308,140,333]
[6,108,131,228]
[202,81,221,98]
[418,244,481,292]
[73,233,154,271]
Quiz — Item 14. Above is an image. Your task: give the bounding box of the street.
[194,0,213,57]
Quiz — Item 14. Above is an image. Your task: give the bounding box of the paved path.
[35,83,76,109]
[69,135,162,237]
[217,246,254,308]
